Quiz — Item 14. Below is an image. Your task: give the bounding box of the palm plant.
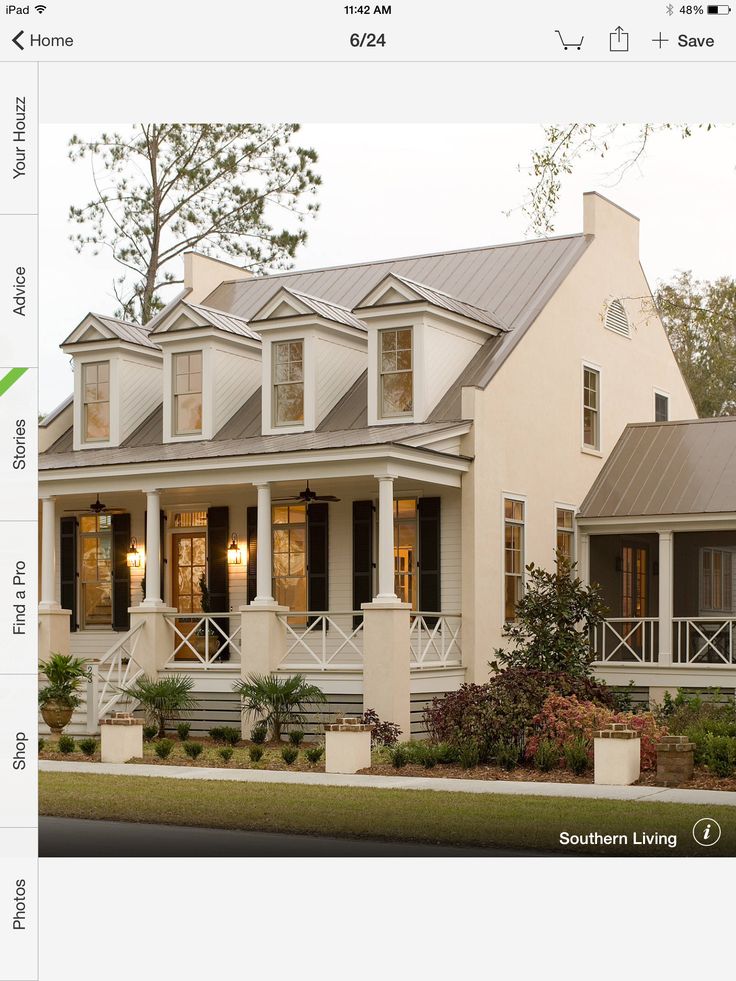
[233,672,326,742]
[118,674,195,738]
[38,654,91,709]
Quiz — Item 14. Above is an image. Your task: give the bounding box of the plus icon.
[652,32,669,48]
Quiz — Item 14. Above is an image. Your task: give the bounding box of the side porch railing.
[591,618,659,664]
[163,614,242,669]
[673,618,736,665]
[410,613,462,668]
[90,621,146,725]
[278,612,365,670]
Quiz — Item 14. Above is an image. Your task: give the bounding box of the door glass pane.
[393,499,417,608]
[80,518,113,628]
[272,504,307,620]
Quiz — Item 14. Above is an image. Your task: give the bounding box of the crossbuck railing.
[92,621,145,722]
[410,613,462,668]
[278,612,364,670]
[674,618,736,664]
[592,618,659,663]
[164,614,242,668]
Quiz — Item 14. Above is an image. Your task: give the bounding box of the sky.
[39,122,736,412]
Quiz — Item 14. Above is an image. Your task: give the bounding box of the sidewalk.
[39,760,736,808]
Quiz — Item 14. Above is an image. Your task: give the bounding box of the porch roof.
[579,416,736,520]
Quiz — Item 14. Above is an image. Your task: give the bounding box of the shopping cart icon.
[555,30,584,50]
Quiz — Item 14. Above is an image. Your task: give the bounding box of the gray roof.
[40,419,465,471]
[378,274,508,330]
[62,314,160,350]
[154,301,261,340]
[579,417,736,519]
[253,288,367,331]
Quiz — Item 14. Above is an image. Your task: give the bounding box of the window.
[273,340,304,426]
[80,514,112,627]
[379,327,413,417]
[173,351,203,435]
[394,498,417,608]
[701,548,733,614]
[655,392,669,422]
[82,361,110,442]
[172,511,207,528]
[583,366,600,450]
[556,507,575,566]
[504,498,525,621]
[272,504,307,620]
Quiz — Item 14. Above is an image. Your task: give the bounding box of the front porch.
[583,527,736,692]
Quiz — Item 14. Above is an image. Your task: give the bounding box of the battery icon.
[707,4,731,12]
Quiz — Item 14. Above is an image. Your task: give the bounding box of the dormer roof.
[62,313,160,350]
[149,299,261,341]
[250,286,367,331]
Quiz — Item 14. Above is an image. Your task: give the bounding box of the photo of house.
[40,189,721,739]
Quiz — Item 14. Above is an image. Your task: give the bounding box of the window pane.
[275,342,290,364]
[176,393,202,434]
[381,351,397,373]
[85,401,110,440]
[381,372,413,415]
[396,329,412,350]
[381,331,396,353]
[275,383,304,424]
[97,362,109,383]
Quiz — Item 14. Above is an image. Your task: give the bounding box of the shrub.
[425,668,619,761]
[702,734,736,778]
[289,729,305,746]
[249,745,264,763]
[184,741,204,759]
[390,744,409,769]
[250,724,267,745]
[362,709,402,747]
[457,739,480,770]
[119,675,195,738]
[209,726,226,743]
[143,725,158,742]
[533,738,559,772]
[494,740,520,771]
[154,738,174,759]
[176,722,191,741]
[414,743,438,769]
[38,654,91,710]
[234,673,326,743]
[564,736,590,775]
[281,746,298,765]
[662,690,736,764]
[433,742,460,765]
[491,552,607,677]
[79,738,97,757]
[38,738,45,753]
[305,745,324,764]
[218,747,234,764]
[526,693,667,770]
[58,734,76,754]
[220,727,241,746]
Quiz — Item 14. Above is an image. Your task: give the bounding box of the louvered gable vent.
[605,299,629,337]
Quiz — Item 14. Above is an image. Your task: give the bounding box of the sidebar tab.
[0,60,38,981]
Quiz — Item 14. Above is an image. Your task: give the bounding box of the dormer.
[250,287,368,435]
[149,299,262,443]
[61,313,163,451]
[352,274,508,425]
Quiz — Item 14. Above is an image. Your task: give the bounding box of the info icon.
[692,818,722,847]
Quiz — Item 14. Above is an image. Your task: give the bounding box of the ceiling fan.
[64,494,124,515]
[273,482,341,505]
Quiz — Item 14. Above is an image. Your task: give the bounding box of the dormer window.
[82,361,110,442]
[173,351,203,435]
[273,340,304,426]
[379,327,413,417]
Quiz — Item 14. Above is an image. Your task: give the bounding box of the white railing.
[92,622,146,722]
[592,618,659,663]
[674,618,736,665]
[164,614,241,668]
[278,612,364,670]
[410,613,462,668]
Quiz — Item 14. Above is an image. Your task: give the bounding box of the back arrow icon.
[12,30,24,50]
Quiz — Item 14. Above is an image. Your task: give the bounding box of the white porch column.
[578,531,590,586]
[253,481,275,605]
[39,496,59,611]
[142,489,163,607]
[658,530,674,666]
[375,475,398,602]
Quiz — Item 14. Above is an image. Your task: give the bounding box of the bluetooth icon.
[666,3,674,13]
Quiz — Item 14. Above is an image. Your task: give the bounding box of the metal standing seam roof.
[578,417,736,519]
[62,314,161,351]
[169,302,262,340]
[383,274,509,330]
[253,287,368,331]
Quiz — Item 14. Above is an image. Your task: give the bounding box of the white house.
[38,192,700,736]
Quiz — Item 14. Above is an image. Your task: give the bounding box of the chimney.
[183,251,253,304]
[583,192,639,256]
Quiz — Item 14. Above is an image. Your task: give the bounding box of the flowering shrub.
[526,693,667,770]
[362,708,402,747]
[424,668,619,761]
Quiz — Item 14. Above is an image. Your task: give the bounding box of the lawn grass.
[39,771,735,856]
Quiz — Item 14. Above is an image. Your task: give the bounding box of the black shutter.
[246,506,258,604]
[418,497,441,624]
[307,503,328,625]
[111,513,131,632]
[207,506,230,651]
[60,516,78,631]
[352,500,374,628]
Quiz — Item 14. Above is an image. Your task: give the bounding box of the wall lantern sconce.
[227,533,243,565]
[126,538,143,568]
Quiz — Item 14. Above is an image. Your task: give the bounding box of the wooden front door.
[172,531,206,660]
[621,543,649,655]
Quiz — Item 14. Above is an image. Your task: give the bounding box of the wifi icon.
[35,3,47,11]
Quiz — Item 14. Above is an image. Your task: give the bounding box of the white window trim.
[172,350,204,438]
[272,337,306,429]
[654,387,671,423]
[554,502,577,570]
[163,344,214,443]
[581,360,602,456]
[367,315,425,426]
[501,492,527,623]
[378,325,414,420]
[73,355,119,450]
[261,333,316,435]
[699,547,734,616]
